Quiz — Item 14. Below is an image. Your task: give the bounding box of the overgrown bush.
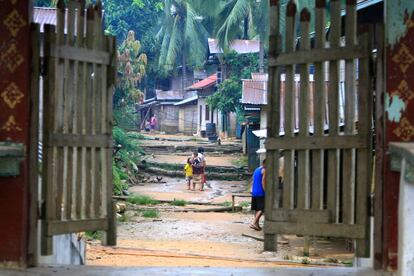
[142,210,159,218]
[112,126,144,195]
[170,199,187,206]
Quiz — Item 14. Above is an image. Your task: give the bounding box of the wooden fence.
[264,0,373,257]
[37,0,117,255]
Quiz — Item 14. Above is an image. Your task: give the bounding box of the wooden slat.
[51,1,68,222]
[47,133,112,147]
[282,1,296,210]
[355,32,372,258]
[47,218,108,235]
[28,23,41,265]
[84,5,95,219]
[51,45,110,65]
[326,0,341,224]
[263,0,281,253]
[266,135,368,150]
[269,46,368,66]
[311,0,326,210]
[93,3,103,218]
[41,24,57,256]
[264,221,366,239]
[270,209,331,223]
[63,1,77,220]
[104,35,117,246]
[342,0,357,225]
[74,0,85,220]
[297,9,311,210]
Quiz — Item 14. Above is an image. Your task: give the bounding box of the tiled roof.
[186,74,217,90]
[208,38,260,54]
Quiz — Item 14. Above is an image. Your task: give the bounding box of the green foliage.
[142,210,160,218]
[157,0,209,75]
[112,126,143,195]
[207,78,241,114]
[301,257,310,264]
[85,231,103,241]
[115,31,147,109]
[221,200,232,207]
[239,201,250,208]
[231,156,248,167]
[170,199,187,206]
[118,214,128,222]
[127,195,159,205]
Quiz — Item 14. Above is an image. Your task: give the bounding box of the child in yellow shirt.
[184,158,193,190]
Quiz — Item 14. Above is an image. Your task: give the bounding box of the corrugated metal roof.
[155,90,184,101]
[33,7,104,33]
[174,95,198,106]
[208,38,260,54]
[242,73,268,105]
[186,74,217,90]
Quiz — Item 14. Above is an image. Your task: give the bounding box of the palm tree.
[215,0,269,73]
[157,0,210,91]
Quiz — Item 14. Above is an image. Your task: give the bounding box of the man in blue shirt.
[250,159,266,231]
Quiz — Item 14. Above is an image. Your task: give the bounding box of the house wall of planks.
[264,0,373,257]
[34,0,117,255]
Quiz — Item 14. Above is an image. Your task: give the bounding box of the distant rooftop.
[208,38,260,54]
[155,90,184,101]
[186,74,217,91]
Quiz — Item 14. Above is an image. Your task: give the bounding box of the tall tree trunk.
[182,52,187,92]
[259,38,265,73]
[243,16,249,39]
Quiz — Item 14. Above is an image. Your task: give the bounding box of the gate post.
[0,0,33,268]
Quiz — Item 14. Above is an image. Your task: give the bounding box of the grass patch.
[301,257,310,265]
[85,231,103,241]
[239,201,250,208]
[127,195,159,205]
[221,200,232,207]
[170,198,187,206]
[342,260,353,267]
[142,210,160,218]
[324,258,339,264]
[231,156,248,167]
[118,214,128,222]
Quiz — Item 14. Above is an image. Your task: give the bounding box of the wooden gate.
[264,0,373,257]
[37,1,117,255]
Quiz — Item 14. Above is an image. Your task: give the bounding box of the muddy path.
[87,176,354,267]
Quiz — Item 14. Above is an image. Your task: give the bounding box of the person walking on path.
[197,147,206,191]
[184,157,193,190]
[150,115,157,132]
[250,159,266,231]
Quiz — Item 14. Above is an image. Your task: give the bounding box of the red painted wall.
[0,1,31,265]
[384,9,414,271]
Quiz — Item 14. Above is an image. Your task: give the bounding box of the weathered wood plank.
[74,0,85,220]
[269,209,331,223]
[264,0,281,252]
[51,45,110,65]
[355,32,373,258]
[104,35,117,246]
[47,133,112,148]
[47,218,108,235]
[28,23,41,265]
[342,0,357,225]
[264,221,366,239]
[266,135,368,150]
[311,0,326,210]
[282,0,296,210]
[41,23,57,256]
[268,46,368,66]
[326,0,341,224]
[297,9,311,210]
